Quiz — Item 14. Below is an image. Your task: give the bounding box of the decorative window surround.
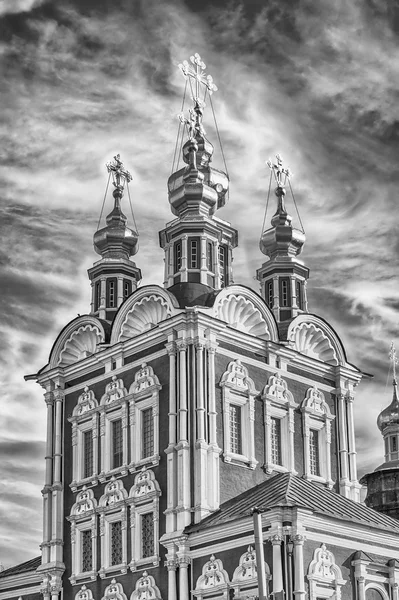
[231,545,270,599]
[75,585,95,600]
[220,360,259,469]
[99,377,129,481]
[307,544,346,600]
[69,387,99,492]
[98,479,128,579]
[262,373,297,474]
[128,363,161,472]
[193,554,230,600]
[131,571,163,600]
[128,468,161,572]
[68,488,98,585]
[301,386,335,486]
[101,578,128,600]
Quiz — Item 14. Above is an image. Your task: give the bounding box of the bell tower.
[256,154,308,329]
[159,53,237,304]
[88,154,141,321]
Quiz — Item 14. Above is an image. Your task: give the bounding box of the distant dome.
[377,381,399,432]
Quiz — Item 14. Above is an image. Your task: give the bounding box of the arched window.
[69,387,99,492]
[301,387,335,485]
[307,544,346,600]
[220,360,259,469]
[262,373,297,474]
[68,488,97,585]
[128,363,161,470]
[98,479,128,578]
[128,468,161,571]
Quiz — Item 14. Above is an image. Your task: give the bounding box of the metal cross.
[266,153,292,187]
[106,154,132,188]
[390,342,398,382]
[178,53,218,102]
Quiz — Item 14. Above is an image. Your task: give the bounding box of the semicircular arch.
[287,313,347,366]
[49,316,106,369]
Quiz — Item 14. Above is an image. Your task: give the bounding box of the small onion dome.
[260,185,305,259]
[94,186,138,260]
[377,380,399,432]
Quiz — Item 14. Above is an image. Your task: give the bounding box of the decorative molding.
[130,571,163,600]
[100,376,128,405]
[73,387,99,417]
[129,363,161,396]
[101,579,128,600]
[119,295,172,341]
[193,554,230,600]
[288,321,339,365]
[215,294,271,340]
[75,585,94,600]
[70,488,97,517]
[59,324,103,366]
[308,544,346,600]
[231,545,270,598]
[99,478,128,508]
[129,468,161,504]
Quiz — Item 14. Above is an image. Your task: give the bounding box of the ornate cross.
[178,53,217,102]
[106,154,132,189]
[266,153,292,187]
[390,342,398,382]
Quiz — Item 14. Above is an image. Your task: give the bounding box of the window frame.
[98,479,128,578]
[220,360,258,470]
[69,387,99,492]
[99,376,129,480]
[68,488,98,585]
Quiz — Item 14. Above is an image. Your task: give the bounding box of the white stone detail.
[99,478,128,507]
[194,554,230,600]
[215,295,270,339]
[102,579,128,600]
[58,324,103,366]
[130,571,162,600]
[100,376,127,405]
[71,488,97,516]
[289,322,338,365]
[73,387,99,416]
[119,295,171,341]
[231,545,270,598]
[308,544,346,600]
[129,363,161,395]
[302,386,331,417]
[129,468,161,502]
[75,585,94,600]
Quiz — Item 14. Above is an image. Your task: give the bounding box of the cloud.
[0,0,48,16]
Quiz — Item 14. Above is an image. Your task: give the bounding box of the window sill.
[98,466,129,482]
[129,555,160,572]
[303,473,334,488]
[128,455,160,473]
[70,475,99,493]
[223,452,258,470]
[99,564,128,579]
[69,571,97,585]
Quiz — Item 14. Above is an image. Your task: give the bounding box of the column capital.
[292,533,306,545]
[268,533,283,545]
[166,342,177,355]
[44,392,54,405]
[176,340,188,352]
[53,387,64,402]
[165,558,178,571]
[178,556,191,567]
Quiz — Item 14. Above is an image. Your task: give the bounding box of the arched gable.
[111,285,180,344]
[212,285,279,342]
[287,314,347,366]
[48,315,106,368]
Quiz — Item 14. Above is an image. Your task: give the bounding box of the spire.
[159,53,238,298]
[256,154,308,329]
[88,155,141,321]
[377,343,399,435]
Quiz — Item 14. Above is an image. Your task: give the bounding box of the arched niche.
[287,314,347,366]
[49,316,106,368]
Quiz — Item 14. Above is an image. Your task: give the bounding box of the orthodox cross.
[390,342,398,382]
[266,153,292,187]
[178,52,218,102]
[106,154,132,189]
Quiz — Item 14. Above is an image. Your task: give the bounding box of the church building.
[2,53,399,600]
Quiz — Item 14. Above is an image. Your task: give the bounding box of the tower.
[256,155,308,332]
[361,343,399,518]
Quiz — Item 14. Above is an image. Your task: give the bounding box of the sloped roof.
[186,473,399,533]
[0,556,41,578]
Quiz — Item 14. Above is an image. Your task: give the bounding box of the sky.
[0,0,398,569]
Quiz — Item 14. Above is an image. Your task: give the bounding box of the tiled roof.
[0,556,41,578]
[186,473,399,533]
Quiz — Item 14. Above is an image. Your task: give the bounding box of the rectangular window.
[280,277,291,307]
[107,278,117,308]
[229,404,242,455]
[95,281,101,311]
[142,408,154,459]
[267,281,274,309]
[189,239,199,269]
[110,521,122,566]
[218,245,228,287]
[83,430,93,479]
[309,429,320,476]
[207,241,213,271]
[296,280,303,310]
[270,417,282,465]
[391,436,397,452]
[81,529,92,573]
[123,279,132,299]
[174,241,182,272]
[112,419,123,469]
[141,513,154,559]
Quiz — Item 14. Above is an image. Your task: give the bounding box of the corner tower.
[159,54,238,305]
[88,155,141,321]
[256,154,308,330]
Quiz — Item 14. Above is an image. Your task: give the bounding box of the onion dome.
[377,380,399,432]
[93,155,138,260]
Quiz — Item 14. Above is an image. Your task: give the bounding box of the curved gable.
[111,285,179,344]
[212,285,279,342]
[49,316,106,368]
[287,314,347,366]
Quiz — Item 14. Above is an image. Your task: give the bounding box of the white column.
[117,276,124,306]
[178,341,188,442]
[253,510,267,600]
[337,391,350,496]
[196,342,205,442]
[42,391,53,565]
[176,340,190,528]
[181,235,188,281]
[165,342,178,531]
[346,394,358,482]
[51,386,64,565]
[272,276,279,320]
[291,276,298,310]
[293,534,306,600]
[200,236,207,284]
[207,344,220,511]
[99,411,106,478]
[99,276,106,320]
[165,557,178,600]
[122,401,128,469]
[178,557,190,600]
[92,413,99,478]
[270,534,283,593]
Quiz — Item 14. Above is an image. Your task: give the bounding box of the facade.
[3,54,399,600]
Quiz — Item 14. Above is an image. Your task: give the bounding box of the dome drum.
[168,166,228,217]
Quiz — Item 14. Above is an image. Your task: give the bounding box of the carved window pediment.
[130,571,162,600]
[129,363,161,396]
[194,554,230,600]
[99,478,128,509]
[101,376,128,406]
[73,387,99,417]
[308,544,346,600]
[102,578,128,600]
[70,488,97,518]
[231,545,270,597]
[129,468,161,504]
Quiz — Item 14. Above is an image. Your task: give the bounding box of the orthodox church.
[1,53,399,600]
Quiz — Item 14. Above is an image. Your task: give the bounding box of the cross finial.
[390,342,398,383]
[178,53,217,103]
[106,154,132,189]
[266,153,292,187]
